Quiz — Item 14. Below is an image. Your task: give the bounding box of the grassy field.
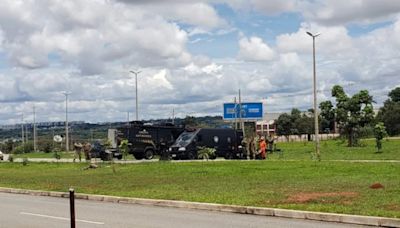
[269,138,400,160]
[12,152,74,159]
[0,161,399,218]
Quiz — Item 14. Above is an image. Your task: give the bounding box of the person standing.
[73,142,83,162]
[259,138,267,160]
[241,137,248,159]
[249,135,256,160]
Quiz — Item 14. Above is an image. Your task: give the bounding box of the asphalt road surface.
[0,192,364,228]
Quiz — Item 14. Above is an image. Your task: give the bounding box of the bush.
[12,142,34,154]
[22,157,28,166]
[118,139,129,161]
[197,146,216,160]
[358,126,374,139]
[8,155,13,162]
[38,141,54,153]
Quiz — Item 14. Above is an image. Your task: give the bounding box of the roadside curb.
[1,187,399,227]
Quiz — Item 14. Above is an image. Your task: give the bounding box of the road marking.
[20,212,104,225]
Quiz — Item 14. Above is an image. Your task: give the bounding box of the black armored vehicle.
[117,121,185,160]
[169,128,244,160]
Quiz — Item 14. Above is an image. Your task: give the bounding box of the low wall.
[275,133,340,142]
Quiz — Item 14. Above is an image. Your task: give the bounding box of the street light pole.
[130,70,141,121]
[307,31,321,160]
[33,105,37,152]
[63,91,71,152]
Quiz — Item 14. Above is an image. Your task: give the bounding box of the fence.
[275,133,340,142]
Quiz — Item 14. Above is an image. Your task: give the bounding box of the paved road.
[0,193,363,228]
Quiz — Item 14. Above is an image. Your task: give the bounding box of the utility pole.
[130,70,141,121]
[172,108,175,125]
[239,89,245,138]
[33,105,37,152]
[233,97,237,130]
[63,91,71,152]
[127,111,130,126]
[307,31,321,160]
[21,114,25,145]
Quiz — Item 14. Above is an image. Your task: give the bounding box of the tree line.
[276,86,400,146]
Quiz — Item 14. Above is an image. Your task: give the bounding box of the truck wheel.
[224,152,233,160]
[144,149,154,160]
[133,154,143,160]
[187,151,196,160]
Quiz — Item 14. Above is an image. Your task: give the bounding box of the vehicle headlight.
[178,147,186,151]
[169,148,172,151]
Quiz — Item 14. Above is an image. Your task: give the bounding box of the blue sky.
[0,0,400,124]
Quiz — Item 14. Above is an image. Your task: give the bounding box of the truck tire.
[133,154,143,160]
[144,149,154,160]
[224,152,233,160]
[187,151,196,160]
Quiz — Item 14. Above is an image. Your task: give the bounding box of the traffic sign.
[223,102,263,120]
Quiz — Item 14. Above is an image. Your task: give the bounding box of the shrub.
[358,126,374,139]
[12,142,34,154]
[118,139,129,161]
[8,155,13,162]
[38,141,54,153]
[22,157,28,166]
[197,146,216,160]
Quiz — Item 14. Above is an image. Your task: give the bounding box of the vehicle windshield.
[173,131,197,147]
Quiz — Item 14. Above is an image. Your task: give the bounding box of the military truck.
[169,128,244,160]
[114,121,185,160]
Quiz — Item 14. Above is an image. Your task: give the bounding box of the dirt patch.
[385,204,400,211]
[370,183,384,189]
[286,192,358,204]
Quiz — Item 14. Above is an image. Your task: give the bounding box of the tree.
[374,122,387,153]
[319,101,335,132]
[183,116,198,127]
[290,109,302,135]
[276,113,293,138]
[377,87,400,136]
[295,113,313,135]
[276,109,313,139]
[389,87,400,102]
[331,85,374,147]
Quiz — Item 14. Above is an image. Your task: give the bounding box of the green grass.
[12,152,74,159]
[0,161,399,218]
[269,138,400,160]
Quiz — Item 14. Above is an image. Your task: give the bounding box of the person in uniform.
[241,137,249,159]
[83,142,92,161]
[267,134,274,153]
[249,135,256,160]
[73,142,83,162]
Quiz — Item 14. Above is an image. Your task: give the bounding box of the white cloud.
[117,1,226,30]
[226,0,297,15]
[301,0,400,25]
[238,36,275,61]
[276,23,355,57]
[146,69,174,90]
[0,0,192,73]
[1,0,400,124]
[226,0,400,25]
